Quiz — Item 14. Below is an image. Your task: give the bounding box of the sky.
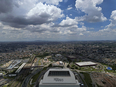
[0,0,116,41]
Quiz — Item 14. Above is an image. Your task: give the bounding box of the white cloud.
[75,0,107,22]
[79,33,83,35]
[38,0,63,5]
[67,7,72,10]
[0,0,115,41]
[16,0,62,6]
[107,10,116,29]
[70,14,72,16]
[0,1,64,28]
[27,2,63,21]
[59,17,78,26]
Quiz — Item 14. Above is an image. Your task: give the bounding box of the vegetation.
[81,72,92,87]
[110,64,116,70]
[35,52,49,58]
[31,67,47,83]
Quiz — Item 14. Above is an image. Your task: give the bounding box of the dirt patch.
[91,72,116,87]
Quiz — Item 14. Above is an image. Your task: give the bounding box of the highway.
[73,70,88,87]
[35,68,49,87]
[21,68,43,87]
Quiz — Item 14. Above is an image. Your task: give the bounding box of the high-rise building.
[39,68,80,87]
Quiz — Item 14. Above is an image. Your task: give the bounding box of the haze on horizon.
[0,0,116,41]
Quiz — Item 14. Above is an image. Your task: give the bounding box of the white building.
[76,61,97,67]
[15,63,26,73]
[39,68,80,87]
[7,60,22,69]
[55,54,62,57]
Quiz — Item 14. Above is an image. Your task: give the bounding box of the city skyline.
[0,0,116,41]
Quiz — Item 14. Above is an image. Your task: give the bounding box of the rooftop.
[39,68,80,87]
[76,61,97,67]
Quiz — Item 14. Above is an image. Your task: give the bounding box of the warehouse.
[76,61,97,67]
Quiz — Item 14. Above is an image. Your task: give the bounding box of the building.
[67,56,77,62]
[76,61,97,67]
[52,61,64,67]
[15,63,26,73]
[55,54,62,57]
[107,67,112,70]
[7,60,22,69]
[39,68,80,87]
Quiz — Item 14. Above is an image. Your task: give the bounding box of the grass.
[78,72,87,86]
[3,84,8,87]
[38,59,42,65]
[31,67,47,83]
[79,66,103,72]
[6,74,26,87]
[81,72,92,87]
[32,71,41,83]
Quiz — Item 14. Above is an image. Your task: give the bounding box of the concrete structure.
[55,54,62,57]
[76,61,97,67]
[59,61,63,65]
[15,63,26,73]
[8,74,16,77]
[0,73,3,76]
[52,61,64,67]
[7,60,22,69]
[39,68,80,87]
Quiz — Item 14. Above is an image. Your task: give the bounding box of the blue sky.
[0,0,116,41]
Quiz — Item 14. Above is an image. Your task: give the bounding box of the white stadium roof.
[76,61,97,67]
[39,68,80,87]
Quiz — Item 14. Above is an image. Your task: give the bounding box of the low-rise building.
[76,61,97,67]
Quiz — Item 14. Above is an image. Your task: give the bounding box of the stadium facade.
[39,68,80,87]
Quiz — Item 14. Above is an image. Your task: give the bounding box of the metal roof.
[39,68,80,85]
[76,61,97,67]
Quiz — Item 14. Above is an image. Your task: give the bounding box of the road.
[21,68,43,87]
[35,68,49,87]
[74,70,88,87]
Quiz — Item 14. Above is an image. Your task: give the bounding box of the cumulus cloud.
[0,1,63,28]
[24,23,59,33]
[75,0,107,22]
[107,10,116,29]
[59,17,78,26]
[27,2,63,22]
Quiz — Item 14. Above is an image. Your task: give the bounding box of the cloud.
[27,2,63,21]
[0,1,63,28]
[67,7,72,10]
[79,33,83,36]
[24,23,59,33]
[75,0,107,22]
[59,17,78,26]
[106,10,116,29]
[0,0,13,14]
[38,0,63,5]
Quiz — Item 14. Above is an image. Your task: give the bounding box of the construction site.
[91,72,116,87]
